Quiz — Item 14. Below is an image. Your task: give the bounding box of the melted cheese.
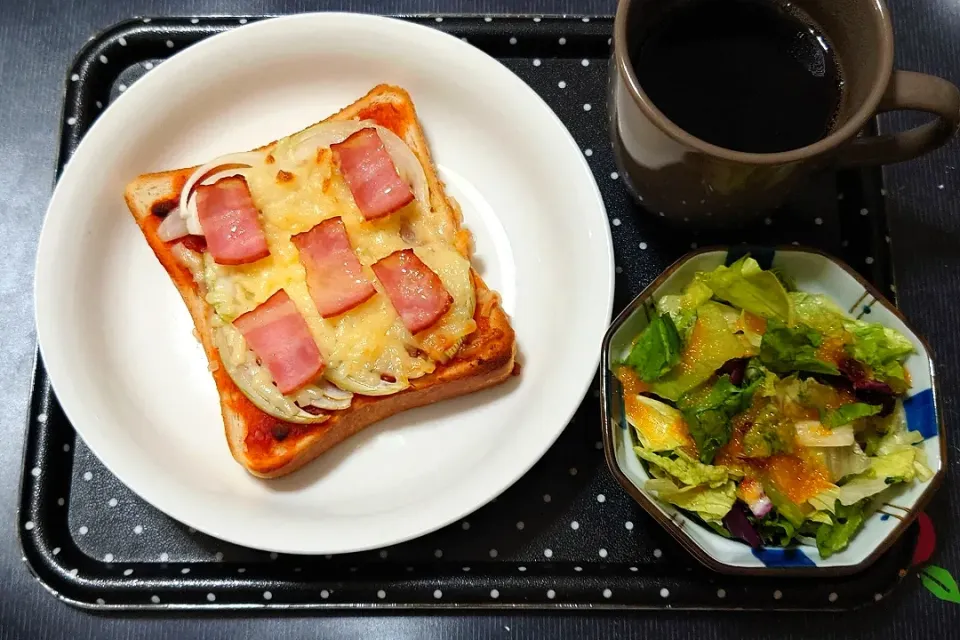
[201,127,476,396]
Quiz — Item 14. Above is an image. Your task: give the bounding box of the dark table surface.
[3,0,960,637]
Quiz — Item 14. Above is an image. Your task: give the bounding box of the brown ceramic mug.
[610,0,960,223]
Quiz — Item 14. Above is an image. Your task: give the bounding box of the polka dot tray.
[20,15,915,611]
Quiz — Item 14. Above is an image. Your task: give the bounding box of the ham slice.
[372,249,453,334]
[195,176,270,265]
[331,128,414,220]
[292,217,376,317]
[233,291,324,395]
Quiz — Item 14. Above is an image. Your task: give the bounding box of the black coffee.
[630,0,843,154]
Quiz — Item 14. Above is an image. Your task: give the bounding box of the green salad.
[615,256,930,558]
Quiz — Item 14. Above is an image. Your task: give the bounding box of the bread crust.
[123,85,516,478]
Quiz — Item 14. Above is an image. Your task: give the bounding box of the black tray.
[20,14,911,611]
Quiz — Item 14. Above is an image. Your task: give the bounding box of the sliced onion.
[156,205,190,241]
[748,495,774,518]
[290,120,429,208]
[212,323,330,424]
[295,383,353,411]
[795,421,855,447]
[376,125,429,206]
[325,366,408,396]
[319,382,353,401]
[170,243,203,277]
[289,121,377,163]
[178,152,266,234]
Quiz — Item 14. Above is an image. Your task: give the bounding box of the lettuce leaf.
[742,401,794,457]
[700,256,794,324]
[626,395,692,452]
[657,279,713,340]
[816,501,867,558]
[811,443,872,483]
[744,360,780,397]
[634,447,736,488]
[764,483,808,528]
[807,510,834,525]
[623,314,683,382]
[835,445,930,506]
[756,510,798,547]
[822,402,882,428]
[808,485,841,513]
[645,477,737,523]
[791,292,848,337]
[846,323,914,388]
[789,292,914,390]
[870,449,921,483]
[651,302,754,401]
[678,375,758,464]
[759,319,840,375]
[836,476,890,507]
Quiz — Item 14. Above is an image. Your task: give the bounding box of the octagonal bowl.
[600,246,945,576]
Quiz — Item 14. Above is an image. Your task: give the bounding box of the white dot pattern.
[43,33,896,610]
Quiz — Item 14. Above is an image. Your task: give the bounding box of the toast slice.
[124,85,517,478]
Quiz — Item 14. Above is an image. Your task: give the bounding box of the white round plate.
[34,13,613,554]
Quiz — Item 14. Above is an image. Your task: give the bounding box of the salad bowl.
[600,246,945,575]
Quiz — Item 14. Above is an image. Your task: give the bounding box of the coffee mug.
[610,0,960,223]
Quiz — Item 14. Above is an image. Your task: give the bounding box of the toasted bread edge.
[123,85,516,478]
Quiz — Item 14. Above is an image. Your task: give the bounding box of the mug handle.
[835,70,960,168]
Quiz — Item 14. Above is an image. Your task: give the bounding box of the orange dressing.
[762,454,833,504]
[715,398,832,505]
[738,311,768,336]
[815,335,848,368]
[674,317,708,377]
